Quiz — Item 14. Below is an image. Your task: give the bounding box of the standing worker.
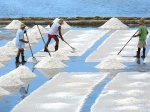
[133,18,149,58]
[44,19,64,52]
[15,23,28,63]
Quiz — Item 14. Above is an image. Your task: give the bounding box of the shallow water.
[0,0,149,17]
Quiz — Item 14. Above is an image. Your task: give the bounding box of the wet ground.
[0,25,150,112]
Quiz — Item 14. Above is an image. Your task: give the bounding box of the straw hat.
[58,19,64,24]
[20,23,26,28]
[138,18,144,24]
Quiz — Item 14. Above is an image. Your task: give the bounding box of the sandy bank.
[0,17,150,26]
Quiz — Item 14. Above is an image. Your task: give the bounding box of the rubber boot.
[15,55,20,63]
[21,55,26,63]
[44,46,49,52]
[141,48,146,58]
[55,45,58,51]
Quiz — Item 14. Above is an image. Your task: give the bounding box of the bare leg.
[53,37,59,51]
[44,37,51,52]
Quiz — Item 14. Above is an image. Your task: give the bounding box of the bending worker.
[15,23,28,63]
[44,19,64,52]
[133,18,149,58]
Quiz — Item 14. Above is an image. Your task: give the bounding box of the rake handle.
[25,33,34,58]
[36,24,51,57]
[117,30,138,55]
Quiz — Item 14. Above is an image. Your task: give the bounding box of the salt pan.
[34,56,67,69]
[100,17,128,29]
[95,55,126,69]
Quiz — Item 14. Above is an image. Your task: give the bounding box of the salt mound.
[24,33,38,44]
[5,20,22,29]
[45,18,72,29]
[95,55,126,69]
[52,51,70,61]
[9,66,36,84]
[0,46,16,56]
[0,53,11,62]
[100,17,128,29]
[27,25,48,39]
[5,41,18,52]
[35,56,67,69]
[0,75,24,93]
[0,87,10,101]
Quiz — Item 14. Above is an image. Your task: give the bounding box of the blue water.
[0,0,149,18]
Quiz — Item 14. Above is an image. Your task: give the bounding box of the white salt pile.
[35,56,67,69]
[0,87,10,101]
[5,41,18,52]
[0,53,11,62]
[8,66,36,84]
[24,33,38,44]
[45,18,72,29]
[0,75,24,93]
[0,46,16,56]
[52,51,70,61]
[5,20,23,29]
[100,17,128,29]
[27,25,48,39]
[114,106,140,111]
[95,55,126,69]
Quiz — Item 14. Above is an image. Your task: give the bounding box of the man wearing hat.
[133,18,149,58]
[44,18,64,52]
[15,23,28,63]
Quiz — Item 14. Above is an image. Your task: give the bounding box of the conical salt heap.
[8,66,37,84]
[0,75,24,93]
[45,18,72,29]
[5,20,23,29]
[27,25,48,39]
[95,55,126,69]
[35,56,67,69]
[100,17,128,29]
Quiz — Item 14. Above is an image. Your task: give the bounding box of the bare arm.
[58,26,64,41]
[50,22,53,27]
[20,39,28,43]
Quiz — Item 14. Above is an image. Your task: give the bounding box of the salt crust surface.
[0,63,4,68]
[35,56,67,69]
[100,17,128,29]
[11,72,108,112]
[45,18,72,29]
[91,72,150,112]
[95,55,126,69]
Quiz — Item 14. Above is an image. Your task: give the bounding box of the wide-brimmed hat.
[20,23,26,28]
[138,18,144,24]
[58,19,64,24]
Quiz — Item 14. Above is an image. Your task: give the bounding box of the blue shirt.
[15,28,25,49]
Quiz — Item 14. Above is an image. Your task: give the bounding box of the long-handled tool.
[63,40,76,50]
[117,30,138,55]
[25,32,37,63]
[36,24,51,57]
